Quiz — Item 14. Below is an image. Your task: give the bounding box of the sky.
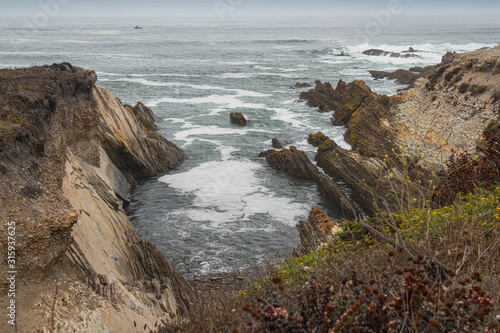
[2,0,500,18]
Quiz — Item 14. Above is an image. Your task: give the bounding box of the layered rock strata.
[260,146,357,219]
[293,208,342,257]
[0,63,195,332]
[300,46,500,215]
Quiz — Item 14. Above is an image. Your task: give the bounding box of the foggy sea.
[1,15,499,278]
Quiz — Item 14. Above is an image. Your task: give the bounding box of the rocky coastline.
[1,45,499,332]
[297,46,500,219]
[0,63,196,332]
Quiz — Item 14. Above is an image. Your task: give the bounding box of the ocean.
[1,15,499,278]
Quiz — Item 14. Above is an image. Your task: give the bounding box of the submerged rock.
[293,208,342,257]
[230,112,247,126]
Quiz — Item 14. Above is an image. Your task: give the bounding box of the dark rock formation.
[363,48,421,58]
[293,208,342,257]
[299,79,390,128]
[311,133,401,216]
[369,69,421,87]
[126,101,158,131]
[291,82,312,89]
[262,146,357,218]
[230,112,247,126]
[271,138,284,149]
[442,51,458,64]
[299,46,500,217]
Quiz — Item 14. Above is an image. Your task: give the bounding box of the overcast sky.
[2,0,500,18]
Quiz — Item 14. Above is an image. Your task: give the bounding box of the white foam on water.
[159,160,307,227]
[270,108,304,128]
[95,71,124,76]
[210,72,255,79]
[103,77,271,98]
[129,73,202,78]
[148,94,268,110]
[256,72,296,78]
[253,65,274,70]
[218,61,259,66]
[174,125,246,146]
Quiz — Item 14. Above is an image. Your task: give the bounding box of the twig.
[357,216,398,249]
[384,200,411,255]
[51,285,59,333]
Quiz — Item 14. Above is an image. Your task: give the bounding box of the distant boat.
[134,26,142,29]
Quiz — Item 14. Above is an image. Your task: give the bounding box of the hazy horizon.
[3,0,500,19]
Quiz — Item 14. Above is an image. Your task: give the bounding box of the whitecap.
[159,160,308,226]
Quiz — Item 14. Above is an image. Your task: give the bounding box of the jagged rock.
[301,46,500,216]
[293,208,342,257]
[291,82,312,89]
[271,138,284,149]
[299,79,389,127]
[363,48,421,58]
[263,146,357,218]
[369,65,437,88]
[369,69,422,87]
[312,133,403,216]
[402,47,417,53]
[442,51,458,64]
[230,112,247,126]
[125,102,158,131]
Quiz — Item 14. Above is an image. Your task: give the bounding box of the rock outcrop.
[290,82,312,89]
[363,48,421,59]
[300,46,500,215]
[369,67,439,88]
[260,146,357,218]
[0,63,196,332]
[230,112,247,126]
[293,208,342,257]
[271,138,284,149]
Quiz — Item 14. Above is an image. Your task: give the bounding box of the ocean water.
[1,15,499,278]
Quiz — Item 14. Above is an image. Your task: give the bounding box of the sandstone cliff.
[300,46,500,215]
[0,63,195,332]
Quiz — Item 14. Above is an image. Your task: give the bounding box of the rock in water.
[271,138,284,149]
[363,48,421,58]
[299,79,385,126]
[262,146,357,218]
[293,208,342,257]
[230,112,247,126]
[299,46,500,216]
[291,82,312,89]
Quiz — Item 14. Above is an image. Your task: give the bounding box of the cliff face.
[300,46,500,215]
[0,63,195,332]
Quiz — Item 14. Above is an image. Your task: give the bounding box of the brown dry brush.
[432,131,500,207]
[244,252,498,333]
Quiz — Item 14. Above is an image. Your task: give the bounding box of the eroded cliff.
[0,63,195,332]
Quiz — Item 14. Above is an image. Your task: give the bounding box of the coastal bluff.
[0,63,195,332]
